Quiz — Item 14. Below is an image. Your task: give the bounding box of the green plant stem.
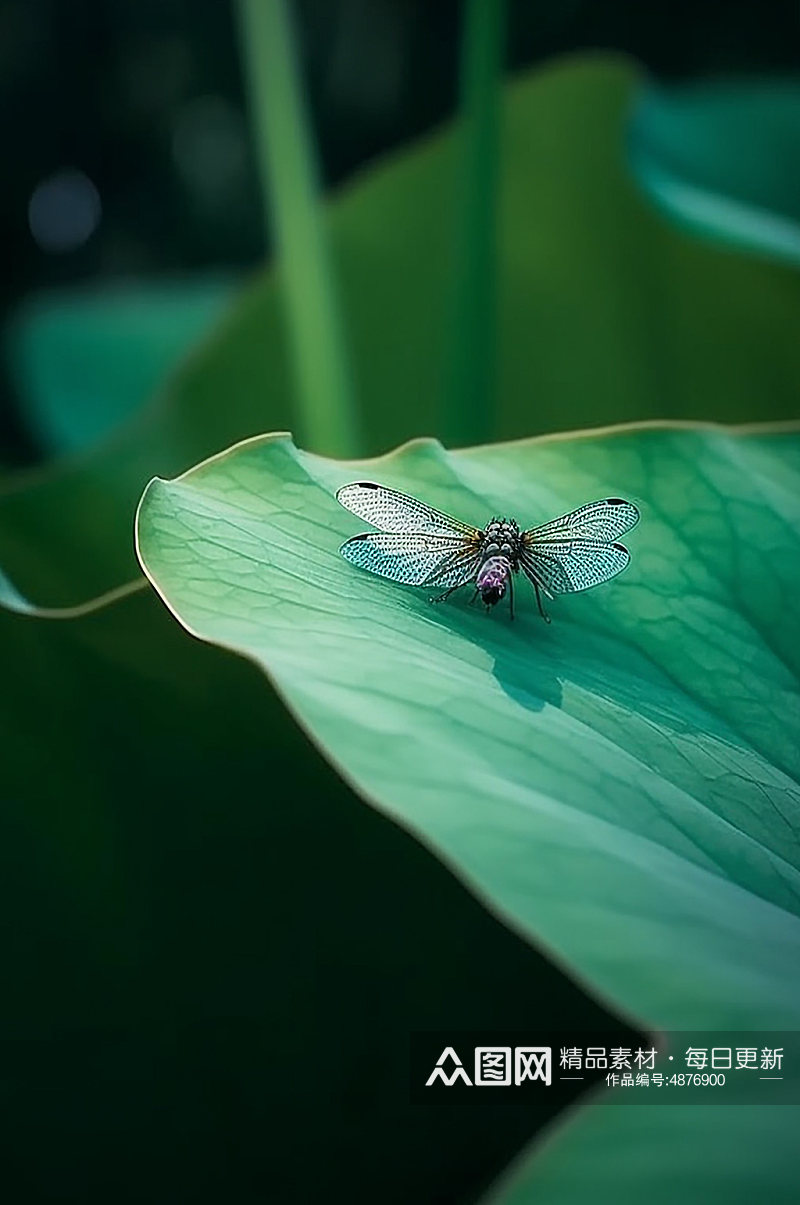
[442,0,506,448]
[236,0,360,457]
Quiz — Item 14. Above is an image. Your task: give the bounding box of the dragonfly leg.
[533,582,551,624]
[468,587,479,607]
[508,573,515,621]
[429,583,463,605]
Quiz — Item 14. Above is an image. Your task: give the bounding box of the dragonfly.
[336,481,639,621]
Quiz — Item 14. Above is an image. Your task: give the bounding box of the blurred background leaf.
[490,1105,800,1205]
[5,2,800,474]
[628,75,800,266]
[2,56,799,606]
[3,277,238,454]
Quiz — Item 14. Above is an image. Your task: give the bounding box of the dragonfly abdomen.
[475,555,513,608]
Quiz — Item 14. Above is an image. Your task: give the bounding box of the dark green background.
[3,0,799,464]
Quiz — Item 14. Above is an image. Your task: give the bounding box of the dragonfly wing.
[424,550,481,589]
[337,482,478,537]
[522,539,630,595]
[339,532,471,586]
[523,498,639,544]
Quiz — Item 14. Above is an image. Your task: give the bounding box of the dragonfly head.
[476,556,510,607]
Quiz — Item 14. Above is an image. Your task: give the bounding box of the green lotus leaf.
[135,419,800,1201]
[490,1104,800,1205]
[629,75,800,266]
[4,277,238,455]
[136,422,800,1032]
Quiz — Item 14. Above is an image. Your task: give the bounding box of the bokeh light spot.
[28,168,102,253]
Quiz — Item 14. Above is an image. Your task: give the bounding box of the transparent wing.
[521,540,630,596]
[339,532,475,587]
[337,481,478,538]
[425,550,481,589]
[523,498,639,545]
